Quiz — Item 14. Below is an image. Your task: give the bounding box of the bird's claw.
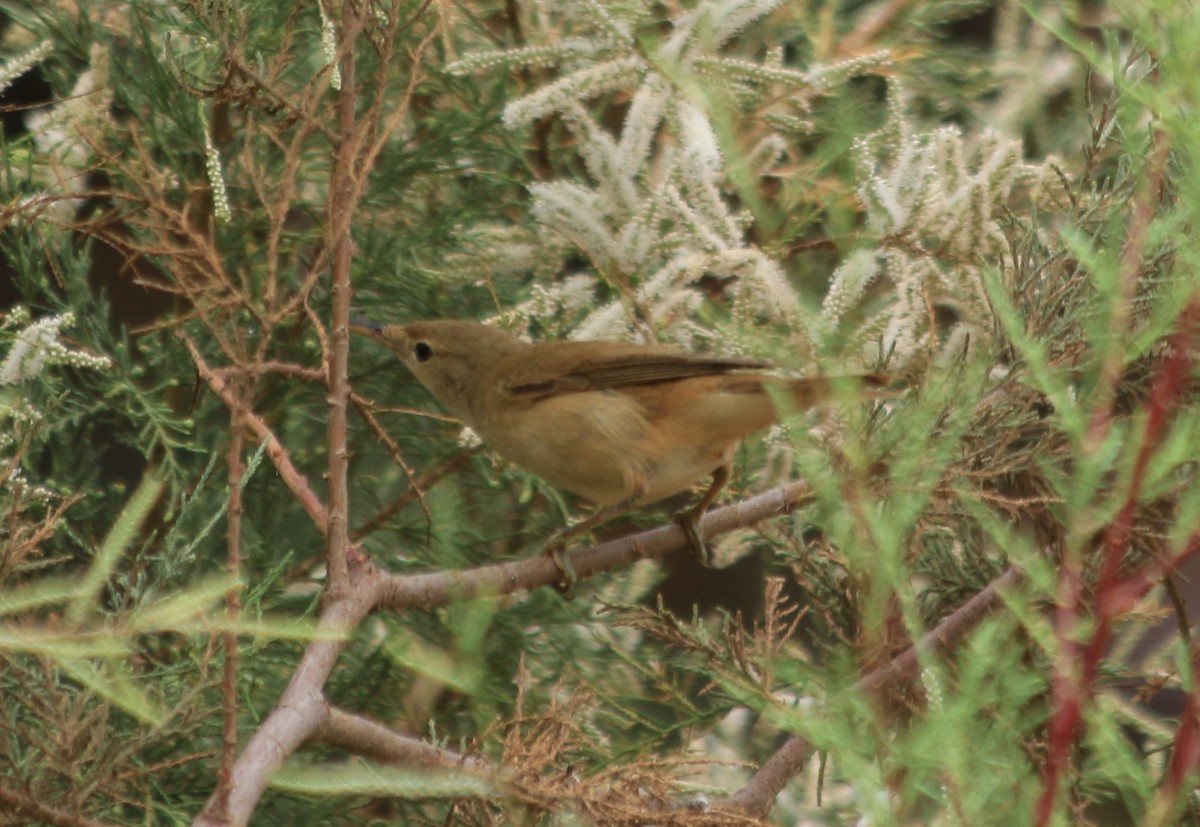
[544,536,577,591]
[674,508,713,567]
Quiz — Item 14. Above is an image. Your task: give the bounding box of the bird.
[352,318,886,584]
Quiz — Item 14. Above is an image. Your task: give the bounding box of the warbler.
[352,318,885,583]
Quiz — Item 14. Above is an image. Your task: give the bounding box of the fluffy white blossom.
[0,311,111,386]
[833,82,1058,368]
[448,0,886,348]
[0,39,52,95]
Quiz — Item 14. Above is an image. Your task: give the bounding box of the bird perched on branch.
[352,318,887,584]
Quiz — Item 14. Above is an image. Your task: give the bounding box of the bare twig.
[348,394,436,537]
[351,447,479,541]
[324,0,364,595]
[375,481,816,611]
[191,480,816,825]
[213,396,247,820]
[316,707,491,772]
[0,784,116,827]
[193,569,379,827]
[179,332,329,534]
[722,566,1023,819]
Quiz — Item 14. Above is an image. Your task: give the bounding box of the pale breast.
[481,390,658,505]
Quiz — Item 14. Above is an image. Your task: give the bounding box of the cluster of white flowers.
[0,310,111,387]
[21,42,114,221]
[818,85,1058,368]
[1,310,111,499]
[448,0,889,348]
[443,0,1064,384]
[318,0,342,91]
[0,38,51,95]
[201,104,233,224]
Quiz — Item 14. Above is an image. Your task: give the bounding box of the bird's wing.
[505,342,773,398]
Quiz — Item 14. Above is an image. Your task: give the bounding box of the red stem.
[1036,297,1200,824]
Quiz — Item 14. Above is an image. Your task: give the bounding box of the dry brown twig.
[723,566,1022,819]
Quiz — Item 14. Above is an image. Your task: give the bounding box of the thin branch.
[325,0,363,595]
[722,566,1024,819]
[214,360,325,384]
[1038,293,1200,824]
[349,394,435,537]
[213,395,247,821]
[0,784,116,827]
[315,707,492,772]
[191,481,813,825]
[375,481,815,610]
[351,446,480,541]
[179,332,329,533]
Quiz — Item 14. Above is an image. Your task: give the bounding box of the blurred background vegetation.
[2,0,1200,824]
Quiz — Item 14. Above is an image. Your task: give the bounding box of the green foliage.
[2,0,1200,824]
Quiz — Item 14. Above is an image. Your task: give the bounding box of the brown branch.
[0,783,116,827]
[213,397,247,821]
[375,481,815,610]
[315,707,491,772]
[191,481,814,825]
[193,569,382,827]
[351,447,480,541]
[215,361,326,384]
[325,0,364,595]
[722,566,1024,820]
[179,332,329,534]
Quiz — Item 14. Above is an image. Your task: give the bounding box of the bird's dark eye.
[414,341,434,363]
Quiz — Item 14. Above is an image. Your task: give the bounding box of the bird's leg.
[673,464,731,567]
[544,488,644,587]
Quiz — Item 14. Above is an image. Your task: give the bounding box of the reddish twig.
[179,332,329,534]
[1037,294,1200,824]
[1164,580,1200,792]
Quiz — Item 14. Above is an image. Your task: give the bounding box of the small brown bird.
[352,318,884,583]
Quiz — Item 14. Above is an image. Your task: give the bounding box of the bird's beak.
[350,317,405,354]
[350,316,384,333]
[350,317,387,345]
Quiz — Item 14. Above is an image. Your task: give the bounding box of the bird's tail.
[772,373,894,415]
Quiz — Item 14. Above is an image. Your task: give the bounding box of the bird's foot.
[543,535,577,591]
[673,507,713,567]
